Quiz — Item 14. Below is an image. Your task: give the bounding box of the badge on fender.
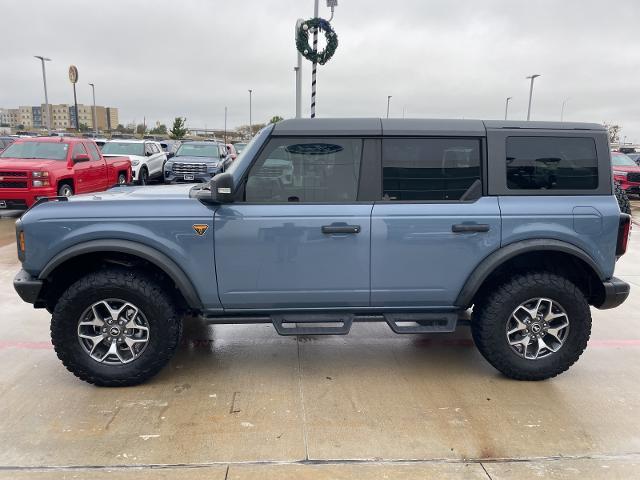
[193,224,209,236]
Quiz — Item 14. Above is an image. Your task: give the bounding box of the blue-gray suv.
[12,118,631,386]
[164,141,229,183]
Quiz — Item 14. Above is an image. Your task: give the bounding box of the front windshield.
[0,141,69,160]
[102,142,144,156]
[612,153,637,167]
[176,143,219,158]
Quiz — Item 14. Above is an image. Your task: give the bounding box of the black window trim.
[376,135,486,204]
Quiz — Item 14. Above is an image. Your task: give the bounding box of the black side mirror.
[196,172,235,204]
[145,151,152,157]
[167,152,174,159]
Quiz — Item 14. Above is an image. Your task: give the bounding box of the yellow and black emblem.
[193,224,209,236]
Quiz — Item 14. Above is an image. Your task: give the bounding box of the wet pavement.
[0,208,639,479]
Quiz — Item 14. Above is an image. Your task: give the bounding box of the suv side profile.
[13,119,631,386]
[101,140,167,185]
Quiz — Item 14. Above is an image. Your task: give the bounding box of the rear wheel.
[117,173,127,185]
[472,271,591,380]
[50,268,182,386]
[58,183,74,197]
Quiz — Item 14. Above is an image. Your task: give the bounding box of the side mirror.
[196,172,235,204]
[145,151,152,157]
[73,153,90,163]
[167,152,175,159]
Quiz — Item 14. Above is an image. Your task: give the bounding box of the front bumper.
[596,277,630,310]
[0,187,57,209]
[164,169,221,183]
[13,269,43,305]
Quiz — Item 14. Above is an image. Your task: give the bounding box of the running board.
[384,313,458,334]
[271,313,354,336]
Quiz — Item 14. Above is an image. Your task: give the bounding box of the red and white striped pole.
[310,0,319,118]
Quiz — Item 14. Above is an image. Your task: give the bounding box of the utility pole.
[386,96,392,118]
[560,98,569,122]
[248,89,253,138]
[295,18,304,118]
[526,74,541,121]
[35,56,51,133]
[88,83,97,135]
[504,96,512,120]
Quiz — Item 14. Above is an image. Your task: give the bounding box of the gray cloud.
[2,0,639,141]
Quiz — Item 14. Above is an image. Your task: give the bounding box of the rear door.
[214,136,374,310]
[370,136,501,308]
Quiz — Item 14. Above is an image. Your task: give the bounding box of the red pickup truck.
[0,137,131,210]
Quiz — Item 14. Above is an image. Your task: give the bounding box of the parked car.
[163,141,228,183]
[612,151,640,196]
[12,119,631,386]
[0,137,131,210]
[101,139,166,185]
[0,136,16,154]
[233,142,247,154]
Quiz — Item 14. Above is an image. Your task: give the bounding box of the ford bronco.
[13,119,631,386]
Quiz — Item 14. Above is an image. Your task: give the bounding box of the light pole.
[88,83,97,136]
[526,74,541,121]
[224,106,228,144]
[34,56,51,133]
[386,96,392,118]
[504,96,512,120]
[560,98,569,122]
[294,18,304,119]
[248,89,253,138]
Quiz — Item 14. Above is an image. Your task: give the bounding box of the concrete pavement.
[0,214,639,479]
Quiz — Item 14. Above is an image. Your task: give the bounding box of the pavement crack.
[480,462,493,480]
[224,464,229,480]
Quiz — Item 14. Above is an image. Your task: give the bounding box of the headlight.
[32,179,50,187]
[164,162,173,170]
[131,159,140,166]
[32,171,49,178]
[613,170,628,177]
[207,162,219,169]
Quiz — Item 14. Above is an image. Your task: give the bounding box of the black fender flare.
[39,239,203,309]
[454,239,606,308]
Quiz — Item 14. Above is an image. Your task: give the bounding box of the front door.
[214,136,372,310]
[70,143,94,194]
[371,137,501,308]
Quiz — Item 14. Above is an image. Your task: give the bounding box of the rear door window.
[382,138,481,201]
[506,137,598,190]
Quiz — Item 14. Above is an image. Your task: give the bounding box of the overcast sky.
[2,0,639,141]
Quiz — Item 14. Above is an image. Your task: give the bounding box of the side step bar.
[272,313,354,336]
[384,313,458,334]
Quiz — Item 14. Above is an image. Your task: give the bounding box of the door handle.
[322,224,361,234]
[451,223,490,233]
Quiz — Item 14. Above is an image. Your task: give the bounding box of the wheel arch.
[455,239,606,309]
[39,239,203,311]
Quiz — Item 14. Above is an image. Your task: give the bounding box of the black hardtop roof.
[272,118,605,136]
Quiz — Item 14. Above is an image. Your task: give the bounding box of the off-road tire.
[51,268,182,387]
[615,182,631,215]
[471,272,591,381]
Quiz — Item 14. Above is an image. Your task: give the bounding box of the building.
[0,103,119,131]
[18,106,33,128]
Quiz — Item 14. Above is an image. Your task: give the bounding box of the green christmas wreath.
[296,18,338,65]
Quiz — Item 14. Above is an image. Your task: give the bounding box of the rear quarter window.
[506,137,598,190]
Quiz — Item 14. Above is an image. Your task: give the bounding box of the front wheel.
[50,268,182,386]
[472,272,591,380]
[137,167,149,186]
[58,183,74,197]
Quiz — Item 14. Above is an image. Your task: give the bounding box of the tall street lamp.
[526,74,541,121]
[560,98,569,122]
[34,55,51,132]
[88,83,97,136]
[386,96,392,119]
[248,89,253,138]
[504,96,512,120]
